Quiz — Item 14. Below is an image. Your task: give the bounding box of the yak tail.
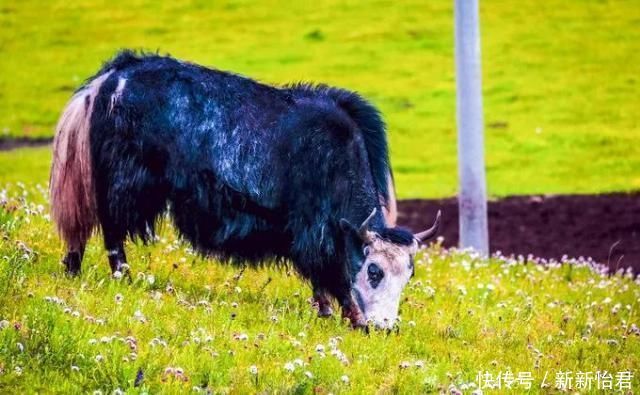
[49,71,111,250]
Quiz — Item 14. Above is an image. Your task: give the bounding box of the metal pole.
[454,0,488,254]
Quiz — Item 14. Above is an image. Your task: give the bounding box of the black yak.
[50,51,440,328]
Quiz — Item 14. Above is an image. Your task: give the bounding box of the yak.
[49,50,440,328]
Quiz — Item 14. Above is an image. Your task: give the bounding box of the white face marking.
[353,233,418,329]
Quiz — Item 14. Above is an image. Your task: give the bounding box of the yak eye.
[363,245,370,256]
[367,263,384,287]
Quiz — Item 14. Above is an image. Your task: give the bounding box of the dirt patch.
[0,137,52,151]
[398,193,640,272]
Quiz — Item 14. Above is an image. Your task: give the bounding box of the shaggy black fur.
[85,50,406,303]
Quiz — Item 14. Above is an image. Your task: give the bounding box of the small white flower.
[293,358,304,367]
[315,344,325,353]
[113,271,123,280]
[415,360,425,369]
[16,342,24,352]
[284,362,295,372]
[249,365,258,375]
[235,333,248,341]
[114,293,124,304]
[399,361,411,369]
[133,310,146,323]
[95,354,104,362]
[341,375,350,384]
[71,365,80,372]
[0,320,10,329]
[14,366,22,375]
[304,371,313,379]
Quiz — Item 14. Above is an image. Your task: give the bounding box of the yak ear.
[339,218,357,234]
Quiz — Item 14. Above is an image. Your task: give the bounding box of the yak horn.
[358,208,377,240]
[414,210,442,242]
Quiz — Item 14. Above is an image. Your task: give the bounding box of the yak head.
[340,208,441,329]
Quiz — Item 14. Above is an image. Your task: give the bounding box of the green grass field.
[1,1,639,393]
[0,182,639,393]
[1,0,639,198]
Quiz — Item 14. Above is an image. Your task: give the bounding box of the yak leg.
[62,244,85,276]
[322,272,366,328]
[107,242,128,275]
[339,293,366,329]
[312,287,334,317]
[103,227,128,276]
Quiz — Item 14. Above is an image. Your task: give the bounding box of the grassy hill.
[1,0,639,198]
[0,182,639,393]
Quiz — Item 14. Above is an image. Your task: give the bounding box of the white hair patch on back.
[109,78,127,114]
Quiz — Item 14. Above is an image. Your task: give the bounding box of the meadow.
[1,0,639,198]
[0,181,639,393]
[1,0,640,393]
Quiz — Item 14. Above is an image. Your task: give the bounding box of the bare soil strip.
[0,137,52,151]
[399,193,640,272]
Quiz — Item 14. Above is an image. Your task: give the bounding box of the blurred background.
[0,0,638,265]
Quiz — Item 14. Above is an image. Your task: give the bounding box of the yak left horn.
[358,208,377,241]
[414,210,442,242]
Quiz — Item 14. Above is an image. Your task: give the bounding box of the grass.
[1,2,639,391]
[0,181,639,393]
[1,0,639,198]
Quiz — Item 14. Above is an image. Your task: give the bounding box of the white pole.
[454,0,488,254]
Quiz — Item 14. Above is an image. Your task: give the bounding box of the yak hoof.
[62,252,82,276]
[313,291,333,318]
[317,304,333,318]
[341,304,367,329]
